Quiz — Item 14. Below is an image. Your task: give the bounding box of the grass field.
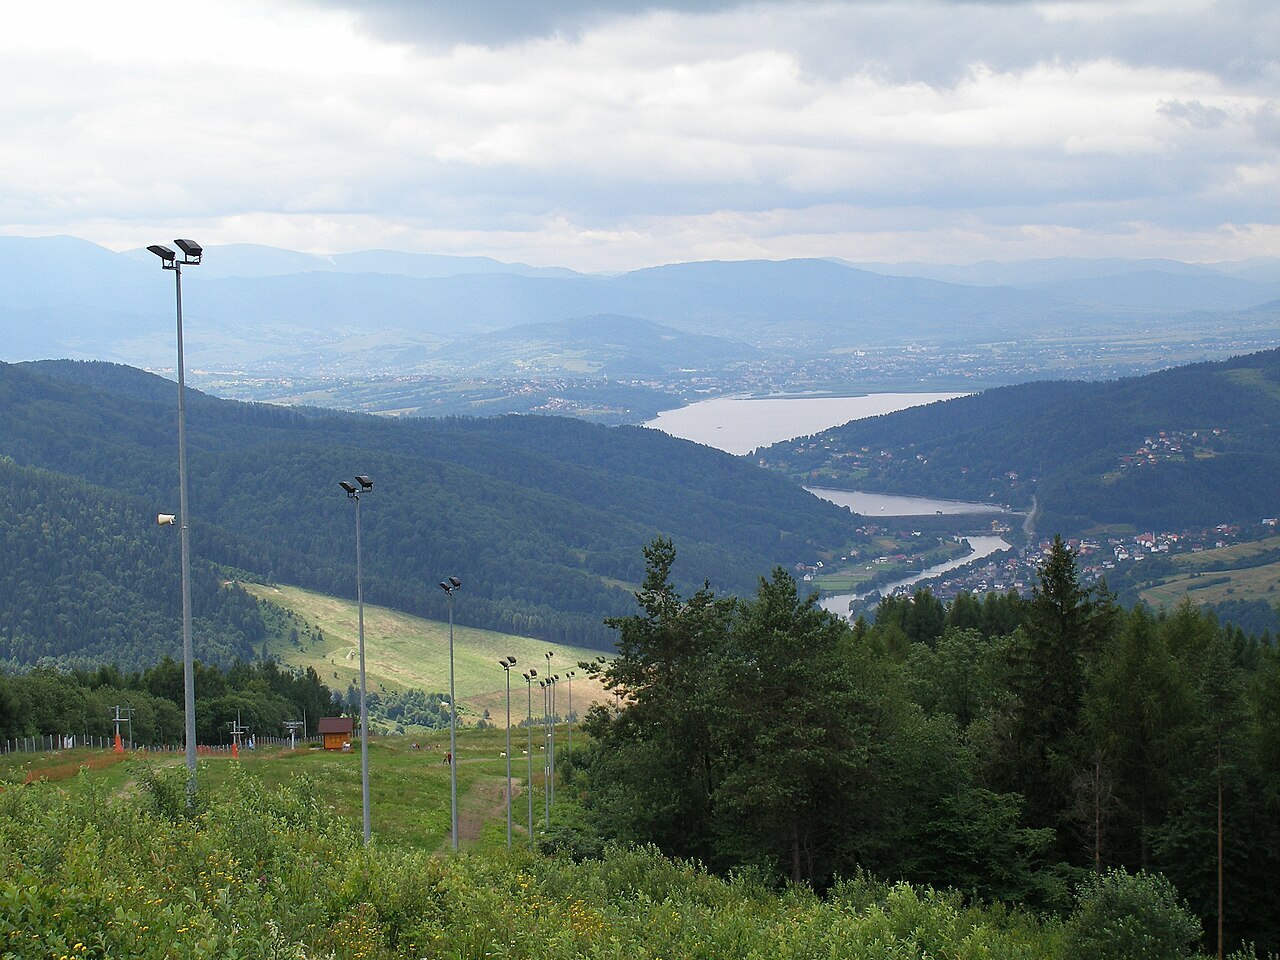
[1138,536,1280,609]
[243,582,614,720]
[1,723,571,853]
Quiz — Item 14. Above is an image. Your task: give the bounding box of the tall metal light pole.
[439,576,462,851]
[499,656,516,848]
[148,239,202,801]
[549,675,559,809]
[523,669,536,847]
[566,669,575,751]
[545,652,555,811]
[541,678,551,827]
[340,474,374,843]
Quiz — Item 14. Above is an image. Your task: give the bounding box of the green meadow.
[244,581,612,720]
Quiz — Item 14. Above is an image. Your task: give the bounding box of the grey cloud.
[303,0,743,47]
[1250,102,1280,146]
[778,0,1280,89]
[303,0,1279,91]
[1159,100,1230,130]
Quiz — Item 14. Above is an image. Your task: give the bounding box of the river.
[817,534,1012,619]
[643,391,966,455]
[643,391,1007,616]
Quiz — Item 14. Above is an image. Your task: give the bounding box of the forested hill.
[0,360,861,662]
[760,347,1280,533]
[0,458,266,669]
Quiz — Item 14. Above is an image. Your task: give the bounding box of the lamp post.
[540,678,551,827]
[339,474,374,843]
[566,669,575,752]
[523,669,536,847]
[499,656,517,848]
[549,674,560,809]
[148,239,202,802]
[439,576,462,851]
[545,652,555,812]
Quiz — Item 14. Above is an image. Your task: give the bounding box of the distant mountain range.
[431,314,761,377]
[759,347,1280,534]
[3,236,1278,376]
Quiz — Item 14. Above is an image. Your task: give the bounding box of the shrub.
[1063,868,1201,960]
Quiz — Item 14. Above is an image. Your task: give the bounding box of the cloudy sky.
[3,0,1276,271]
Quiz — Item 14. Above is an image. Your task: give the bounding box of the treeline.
[569,537,1280,956]
[0,658,342,745]
[0,359,864,654]
[764,347,1280,534]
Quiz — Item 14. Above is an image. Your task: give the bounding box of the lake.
[805,487,1007,516]
[643,392,967,455]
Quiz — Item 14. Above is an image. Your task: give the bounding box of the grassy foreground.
[2,734,1231,960]
[3,762,1068,960]
[1,726,553,854]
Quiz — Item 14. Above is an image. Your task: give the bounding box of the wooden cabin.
[318,716,354,751]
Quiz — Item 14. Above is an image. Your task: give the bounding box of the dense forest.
[567,538,1280,956]
[0,658,341,746]
[0,359,864,658]
[761,347,1280,534]
[0,458,266,669]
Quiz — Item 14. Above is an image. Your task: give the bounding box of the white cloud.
[0,0,1275,270]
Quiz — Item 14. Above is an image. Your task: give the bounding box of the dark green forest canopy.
[760,347,1280,533]
[571,537,1280,956]
[0,360,863,658]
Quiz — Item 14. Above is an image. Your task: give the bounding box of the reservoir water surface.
[643,392,966,456]
[644,392,1011,617]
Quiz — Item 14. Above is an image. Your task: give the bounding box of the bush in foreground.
[0,765,1239,960]
[1064,868,1202,960]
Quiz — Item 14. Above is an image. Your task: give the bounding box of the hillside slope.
[0,458,264,668]
[760,348,1280,534]
[0,360,861,655]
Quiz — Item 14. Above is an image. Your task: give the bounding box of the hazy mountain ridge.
[4,236,1279,376]
[431,314,761,376]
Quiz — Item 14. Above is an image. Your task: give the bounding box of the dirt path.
[436,772,527,853]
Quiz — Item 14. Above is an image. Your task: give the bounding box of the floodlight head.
[173,238,202,261]
[529,668,537,678]
[339,480,357,496]
[507,656,517,666]
[523,672,531,681]
[147,244,176,263]
[157,513,177,526]
[356,475,373,490]
[449,576,462,588]
[439,581,451,593]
